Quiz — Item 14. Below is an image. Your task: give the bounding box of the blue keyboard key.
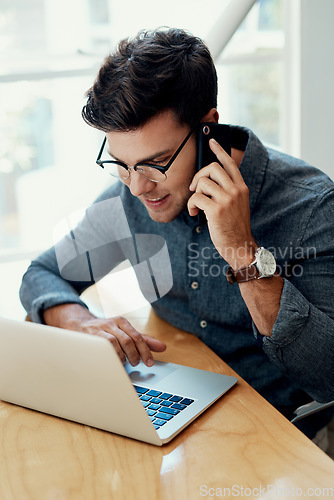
[150,397,163,404]
[160,401,172,407]
[154,418,167,426]
[148,404,161,411]
[171,403,187,410]
[141,401,150,408]
[134,386,149,394]
[140,395,151,401]
[159,393,173,399]
[159,407,180,416]
[155,412,173,421]
[180,398,194,405]
[146,409,157,416]
[147,390,162,397]
[170,395,182,402]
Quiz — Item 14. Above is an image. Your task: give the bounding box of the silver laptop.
[0,317,237,446]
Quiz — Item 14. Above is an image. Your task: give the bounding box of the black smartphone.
[197,123,231,170]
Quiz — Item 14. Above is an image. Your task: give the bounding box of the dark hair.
[82,28,217,132]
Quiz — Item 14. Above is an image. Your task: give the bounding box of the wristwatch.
[226,247,276,284]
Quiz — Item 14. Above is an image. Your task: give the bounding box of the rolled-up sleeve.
[20,247,92,323]
[253,188,334,403]
[254,279,334,402]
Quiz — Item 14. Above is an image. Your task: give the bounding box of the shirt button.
[195,225,202,234]
[191,281,199,290]
[200,320,207,328]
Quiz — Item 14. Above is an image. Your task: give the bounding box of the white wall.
[284,0,334,179]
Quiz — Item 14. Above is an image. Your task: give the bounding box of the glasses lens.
[100,162,167,182]
[102,162,130,180]
[136,165,167,182]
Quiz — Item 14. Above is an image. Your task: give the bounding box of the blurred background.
[0,0,333,318]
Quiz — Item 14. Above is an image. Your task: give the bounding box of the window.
[0,0,230,256]
[0,0,114,254]
[0,0,299,319]
[216,0,284,147]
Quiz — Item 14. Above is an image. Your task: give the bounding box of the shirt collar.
[232,125,269,214]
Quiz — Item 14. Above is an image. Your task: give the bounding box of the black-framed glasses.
[96,124,197,183]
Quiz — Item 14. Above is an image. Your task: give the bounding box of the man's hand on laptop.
[43,304,166,367]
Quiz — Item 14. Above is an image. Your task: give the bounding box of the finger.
[142,334,167,352]
[78,317,149,366]
[209,138,244,184]
[97,329,127,364]
[187,191,214,217]
[190,162,234,192]
[94,318,148,367]
[195,175,232,200]
[113,317,156,367]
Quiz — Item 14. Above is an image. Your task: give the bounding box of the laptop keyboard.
[133,385,195,430]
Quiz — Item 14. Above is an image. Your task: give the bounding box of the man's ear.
[201,108,219,123]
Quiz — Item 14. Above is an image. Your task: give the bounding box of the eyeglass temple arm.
[163,122,200,172]
[96,136,107,164]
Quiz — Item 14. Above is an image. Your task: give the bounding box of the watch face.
[257,248,276,276]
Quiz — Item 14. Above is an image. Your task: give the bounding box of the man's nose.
[128,171,156,197]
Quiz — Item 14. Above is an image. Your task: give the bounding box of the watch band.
[226,246,277,284]
[226,263,259,284]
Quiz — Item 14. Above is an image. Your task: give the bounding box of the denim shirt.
[20,126,334,437]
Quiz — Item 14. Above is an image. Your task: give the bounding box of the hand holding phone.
[189,124,255,269]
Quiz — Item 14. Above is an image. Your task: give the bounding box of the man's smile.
[143,194,170,209]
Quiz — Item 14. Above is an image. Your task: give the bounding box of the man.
[20,28,334,441]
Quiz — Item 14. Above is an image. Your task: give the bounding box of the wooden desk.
[1,310,333,500]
